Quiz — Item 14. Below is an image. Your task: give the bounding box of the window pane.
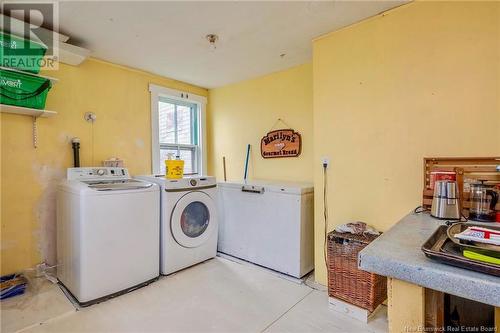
[157,96,200,175]
[160,148,195,175]
[159,101,175,144]
[177,105,192,145]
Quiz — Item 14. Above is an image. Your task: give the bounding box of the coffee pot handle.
[486,190,499,211]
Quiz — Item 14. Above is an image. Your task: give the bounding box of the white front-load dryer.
[136,175,218,275]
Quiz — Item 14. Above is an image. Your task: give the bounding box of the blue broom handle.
[244,144,251,181]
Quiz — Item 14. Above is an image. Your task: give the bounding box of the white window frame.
[149,84,207,175]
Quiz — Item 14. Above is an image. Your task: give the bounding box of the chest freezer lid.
[218,179,313,195]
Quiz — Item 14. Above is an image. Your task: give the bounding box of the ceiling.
[56,1,406,89]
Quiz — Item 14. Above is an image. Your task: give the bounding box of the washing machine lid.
[170,191,217,248]
[83,179,153,191]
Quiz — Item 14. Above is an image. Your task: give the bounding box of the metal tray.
[422,225,500,277]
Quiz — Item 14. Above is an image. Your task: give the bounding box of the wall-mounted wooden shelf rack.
[422,157,500,215]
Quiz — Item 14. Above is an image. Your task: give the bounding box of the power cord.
[414,205,429,214]
[323,162,329,270]
[91,121,95,165]
[460,213,468,222]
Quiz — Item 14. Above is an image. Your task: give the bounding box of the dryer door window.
[180,201,210,238]
[171,191,217,248]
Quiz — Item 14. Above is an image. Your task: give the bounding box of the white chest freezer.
[217,180,314,278]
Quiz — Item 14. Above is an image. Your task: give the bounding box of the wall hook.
[84,112,97,123]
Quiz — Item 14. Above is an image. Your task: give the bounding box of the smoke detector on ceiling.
[206,34,218,51]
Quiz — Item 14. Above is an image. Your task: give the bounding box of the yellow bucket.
[165,159,184,179]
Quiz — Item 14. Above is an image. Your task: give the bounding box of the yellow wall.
[313,1,500,285]
[207,63,313,182]
[1,59,207,275]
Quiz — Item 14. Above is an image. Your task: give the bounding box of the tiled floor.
[2,257,387,333]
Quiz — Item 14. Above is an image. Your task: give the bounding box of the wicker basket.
[327,231,387,312]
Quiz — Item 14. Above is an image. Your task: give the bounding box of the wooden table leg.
[495,307,499,330]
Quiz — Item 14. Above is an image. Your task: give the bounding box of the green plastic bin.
[0,69,52,109]
[0,32,47,74]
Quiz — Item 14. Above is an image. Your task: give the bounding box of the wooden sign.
[261,129,301,158]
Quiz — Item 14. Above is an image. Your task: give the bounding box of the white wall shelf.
[0,104,57,118]
[0,66,59,84]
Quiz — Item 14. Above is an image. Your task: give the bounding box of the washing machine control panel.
[67,167,129,180]
[189,179,197,187]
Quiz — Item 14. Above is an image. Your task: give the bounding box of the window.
[158,98,198,174]
[150,84,207,175]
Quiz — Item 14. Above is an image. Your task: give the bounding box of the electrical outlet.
[322,157,330,168]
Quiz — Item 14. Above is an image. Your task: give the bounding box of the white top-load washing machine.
[135,175,218,275]
[57,167,160,306]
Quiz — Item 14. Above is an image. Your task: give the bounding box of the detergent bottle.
[165,154,184,179]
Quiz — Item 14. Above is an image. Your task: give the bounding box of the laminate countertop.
[358,211,500,307]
